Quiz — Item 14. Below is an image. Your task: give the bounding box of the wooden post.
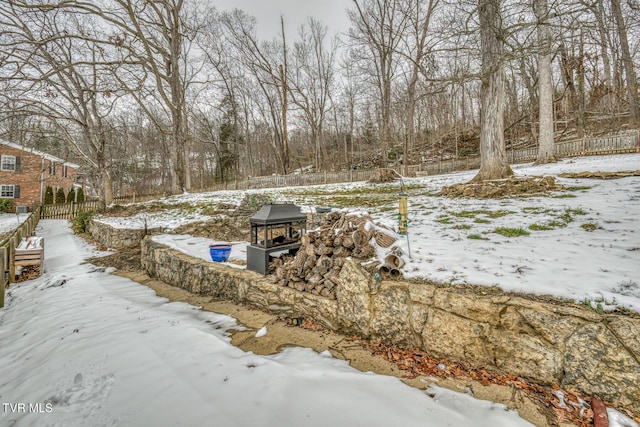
[9,238,16,284]
[0,247,5,309]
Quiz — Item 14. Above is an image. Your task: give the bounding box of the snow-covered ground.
[0,213,30,235]
[98,154,640,313]
[0,220,540,427]
[0,154,638,426]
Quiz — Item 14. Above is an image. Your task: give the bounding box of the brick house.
[0,141,80,212]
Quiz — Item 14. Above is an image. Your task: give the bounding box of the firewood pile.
[270,210,405,299]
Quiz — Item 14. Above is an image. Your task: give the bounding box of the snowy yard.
[0,154,638,426]
[99,153,640,313]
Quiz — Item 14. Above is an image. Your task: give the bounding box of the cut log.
[303,254,317,270]
[329,212,346,230]
[275,266,286,280]
[305,244,316,257]
[307,274,323,286]
[374,231,396,248]
[332,257,345,268]
[342,235,355,249]
[292,251,308,269]
[315,255,333,275]
[307,280,321,292]
[301,234,315,246]
[314,242,326,256]
[323,279,336,291]
[333,246,350,258]
[352,229,370,247]
[352,245,375,259]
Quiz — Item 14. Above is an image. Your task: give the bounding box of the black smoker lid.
[250,204,306,225]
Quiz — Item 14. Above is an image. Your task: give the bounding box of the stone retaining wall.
[141,237,640,414]
[89,220,165,249]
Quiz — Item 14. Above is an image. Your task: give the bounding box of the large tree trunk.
[471,0,513,182]
[611,0,639,125]
[534,0,556,165]
[165,135,180,192]
[101,168,114,207]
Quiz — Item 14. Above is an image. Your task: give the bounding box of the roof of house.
[0,140,80,169]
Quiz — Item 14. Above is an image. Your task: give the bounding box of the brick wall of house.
[0,145,77,211]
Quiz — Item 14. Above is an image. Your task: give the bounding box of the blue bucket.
[209,244,232,262]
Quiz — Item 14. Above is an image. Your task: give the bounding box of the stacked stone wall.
[139,237,640,414]
[88,220,164,249]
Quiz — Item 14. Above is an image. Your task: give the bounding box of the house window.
[1,185,16,198]
[63,165,68,178]
[1,156,16,171]
[49,161,56,175]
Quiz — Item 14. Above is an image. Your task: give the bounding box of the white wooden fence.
[418,132,639,176]
[194,132,639,192]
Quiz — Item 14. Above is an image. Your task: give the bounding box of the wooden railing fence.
[0,207,41,308]
[196,132,639,191]
[415,132,639,176]
[40,201,103,220]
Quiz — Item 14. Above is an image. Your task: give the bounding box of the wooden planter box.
[13,236,44,277]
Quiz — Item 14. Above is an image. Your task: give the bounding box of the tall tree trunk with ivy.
[471,0,513,182]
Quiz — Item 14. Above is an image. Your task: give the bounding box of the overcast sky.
[214,0,353,40]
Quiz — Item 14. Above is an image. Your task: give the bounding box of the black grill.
[247,204,306,274]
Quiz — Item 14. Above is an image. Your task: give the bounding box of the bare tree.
[61,0,207,193]
[279,16,291,174]
[472,0,513,182]
[397,0,439,174]
[334,54,365,168]
[534,0,556,164]
[558,28,586,139]
[0,1,125,204]
[347,0,410,166]
[218,9,291,174]
[114,0,204,193]
[288,18,337,171]
[197,14,245,183]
